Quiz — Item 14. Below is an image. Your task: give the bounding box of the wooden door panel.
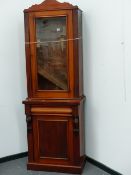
[39,120,68,159]
[33,115,73,164]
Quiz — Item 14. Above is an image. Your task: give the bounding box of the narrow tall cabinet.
[23,0,85,173]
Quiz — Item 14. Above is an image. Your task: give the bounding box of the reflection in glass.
[36,17,68,90]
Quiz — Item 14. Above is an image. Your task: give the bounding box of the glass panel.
[36,17,68,90]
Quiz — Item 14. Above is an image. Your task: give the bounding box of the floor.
[0,157,111,175]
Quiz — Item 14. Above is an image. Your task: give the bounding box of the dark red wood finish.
[23,0,85,174]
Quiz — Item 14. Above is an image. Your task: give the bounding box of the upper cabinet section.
[24,0,83,99]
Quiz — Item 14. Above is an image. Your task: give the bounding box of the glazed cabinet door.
[32,115,74,164]
[27,10,74,98]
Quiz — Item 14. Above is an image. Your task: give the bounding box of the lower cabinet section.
[24,103,85,174]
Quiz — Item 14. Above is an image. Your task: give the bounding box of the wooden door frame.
[28,10,74,98]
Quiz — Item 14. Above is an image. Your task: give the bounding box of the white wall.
[0,0,131,174]
[0,0,42,157]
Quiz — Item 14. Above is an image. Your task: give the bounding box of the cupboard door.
[33,115,73,164]
[28,10,74,98]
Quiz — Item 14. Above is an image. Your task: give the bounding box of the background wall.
[0,0,131,174]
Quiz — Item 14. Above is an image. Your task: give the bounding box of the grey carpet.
[0,157,111,175]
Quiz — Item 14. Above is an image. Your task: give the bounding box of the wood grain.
[31,107,72,114]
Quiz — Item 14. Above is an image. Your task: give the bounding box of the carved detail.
[24,0,78,12]
[73,116,79,133]
[26,115,32,132]
[25,105,31,115]
[26,115,32,123]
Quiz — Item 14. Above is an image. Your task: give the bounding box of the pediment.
[24,0,78,12]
